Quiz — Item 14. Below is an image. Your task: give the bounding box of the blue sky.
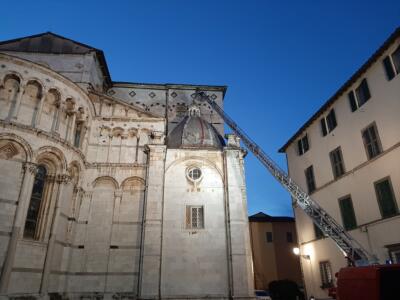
[2,1,399,216]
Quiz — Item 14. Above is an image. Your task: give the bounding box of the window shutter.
[376,180,398,218]
[348,91,358,112]
[297,139,303,155]
[320,119,327,136]
[303,135,309,152]
[392,45,400,74]
[327,109,337,131]
[383,56,395,80]
[339,197,357,230]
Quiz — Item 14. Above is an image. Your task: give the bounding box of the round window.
[187,167,202,182]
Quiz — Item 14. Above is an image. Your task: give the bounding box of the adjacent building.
[248,212,302,291]
[0,32,255,299]
[279,27,400,298]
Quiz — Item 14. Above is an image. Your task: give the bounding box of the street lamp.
[293,247,310,259]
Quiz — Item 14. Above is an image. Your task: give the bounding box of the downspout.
[137,147,150,297]
[286,152,309,299]
[223,150,234,299]
[158,144,167,298]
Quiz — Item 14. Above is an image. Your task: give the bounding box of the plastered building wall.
[283,35,400,298]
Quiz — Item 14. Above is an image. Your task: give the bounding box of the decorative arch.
[112,127,125,137]
[92,176,119,189]
[35,146,67,174]
[1,72,22,87]
[0,133,33,161]
[25,77,45,91]
[121,176,145,191]
[165,155,223,180]
[68,160,82,187]
[47,88,61,102]
[0,54,96,118]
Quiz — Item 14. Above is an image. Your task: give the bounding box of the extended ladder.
[195,91,375,265]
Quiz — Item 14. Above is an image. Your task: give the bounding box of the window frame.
[382,45,400,81]
[305,165,316,194]
[319,261,334,289]
[374,177,399,219]
[314,223,325,240]
[185,205,205,229]
[297,134,310,156]
[329,146,345,179]
[286,231,293,243]
[338,195,357,231]
[320,109,337,136]
[348,78,371,112]
[24,165,48,240]
[266,231,273,243]
[361,122,382,160]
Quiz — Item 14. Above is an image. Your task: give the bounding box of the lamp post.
[293,247,313,300]
[293,247,310,260]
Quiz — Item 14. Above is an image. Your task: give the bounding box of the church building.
[0,33,254,299]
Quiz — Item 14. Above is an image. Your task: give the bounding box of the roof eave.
[279,26,400,153]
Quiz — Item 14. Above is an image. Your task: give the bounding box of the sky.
[2,0,399,217]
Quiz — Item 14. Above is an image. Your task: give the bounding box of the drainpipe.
[158,142,167,298]
[137,147,150,297]
[223,150,234,299]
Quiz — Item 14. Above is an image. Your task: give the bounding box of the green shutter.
[339,197,357,230]
[376,180,398,218]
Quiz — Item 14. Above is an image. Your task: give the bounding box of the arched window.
[24,165,47,239]
[74,122,83,148]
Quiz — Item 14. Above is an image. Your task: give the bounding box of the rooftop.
[248,212,294,222]
[279,26,400,153]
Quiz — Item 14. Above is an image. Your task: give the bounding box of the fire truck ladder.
[195,91,376,265]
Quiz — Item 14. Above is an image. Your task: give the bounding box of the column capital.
[114,190,123,198]
[23,162,38,175]
[56,173,71,184]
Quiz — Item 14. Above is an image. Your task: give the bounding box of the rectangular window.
[339,196,357,230]
[348,91,358,112]
[355,79,371,106]
[314,223,325,239]
[266,231,273,243]
[286,232,293,243]
[320,109,337,136]
[348,78,371,111]
[383,56,396,80]
[186,206,204,229]
[305,165,316,193]
[383,45,400,81]
[329,147,345,179]
[387,244,400,264]
[374,178,398,218]
[297,134,309,155]
[319,261,333,288]
[362,123,382,160]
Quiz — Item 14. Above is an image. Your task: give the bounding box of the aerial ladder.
[194,91,376,266]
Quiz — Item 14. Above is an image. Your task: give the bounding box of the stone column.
[223,135,254,298]
[138,141,166,299]
[33,90,47,127]
[0,162,37,293]
[51,100,60,133]
[6,81,25,121]
[39,173,70,296]
[66,112,77,143]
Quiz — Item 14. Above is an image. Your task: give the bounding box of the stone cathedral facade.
[0,33,254,299]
